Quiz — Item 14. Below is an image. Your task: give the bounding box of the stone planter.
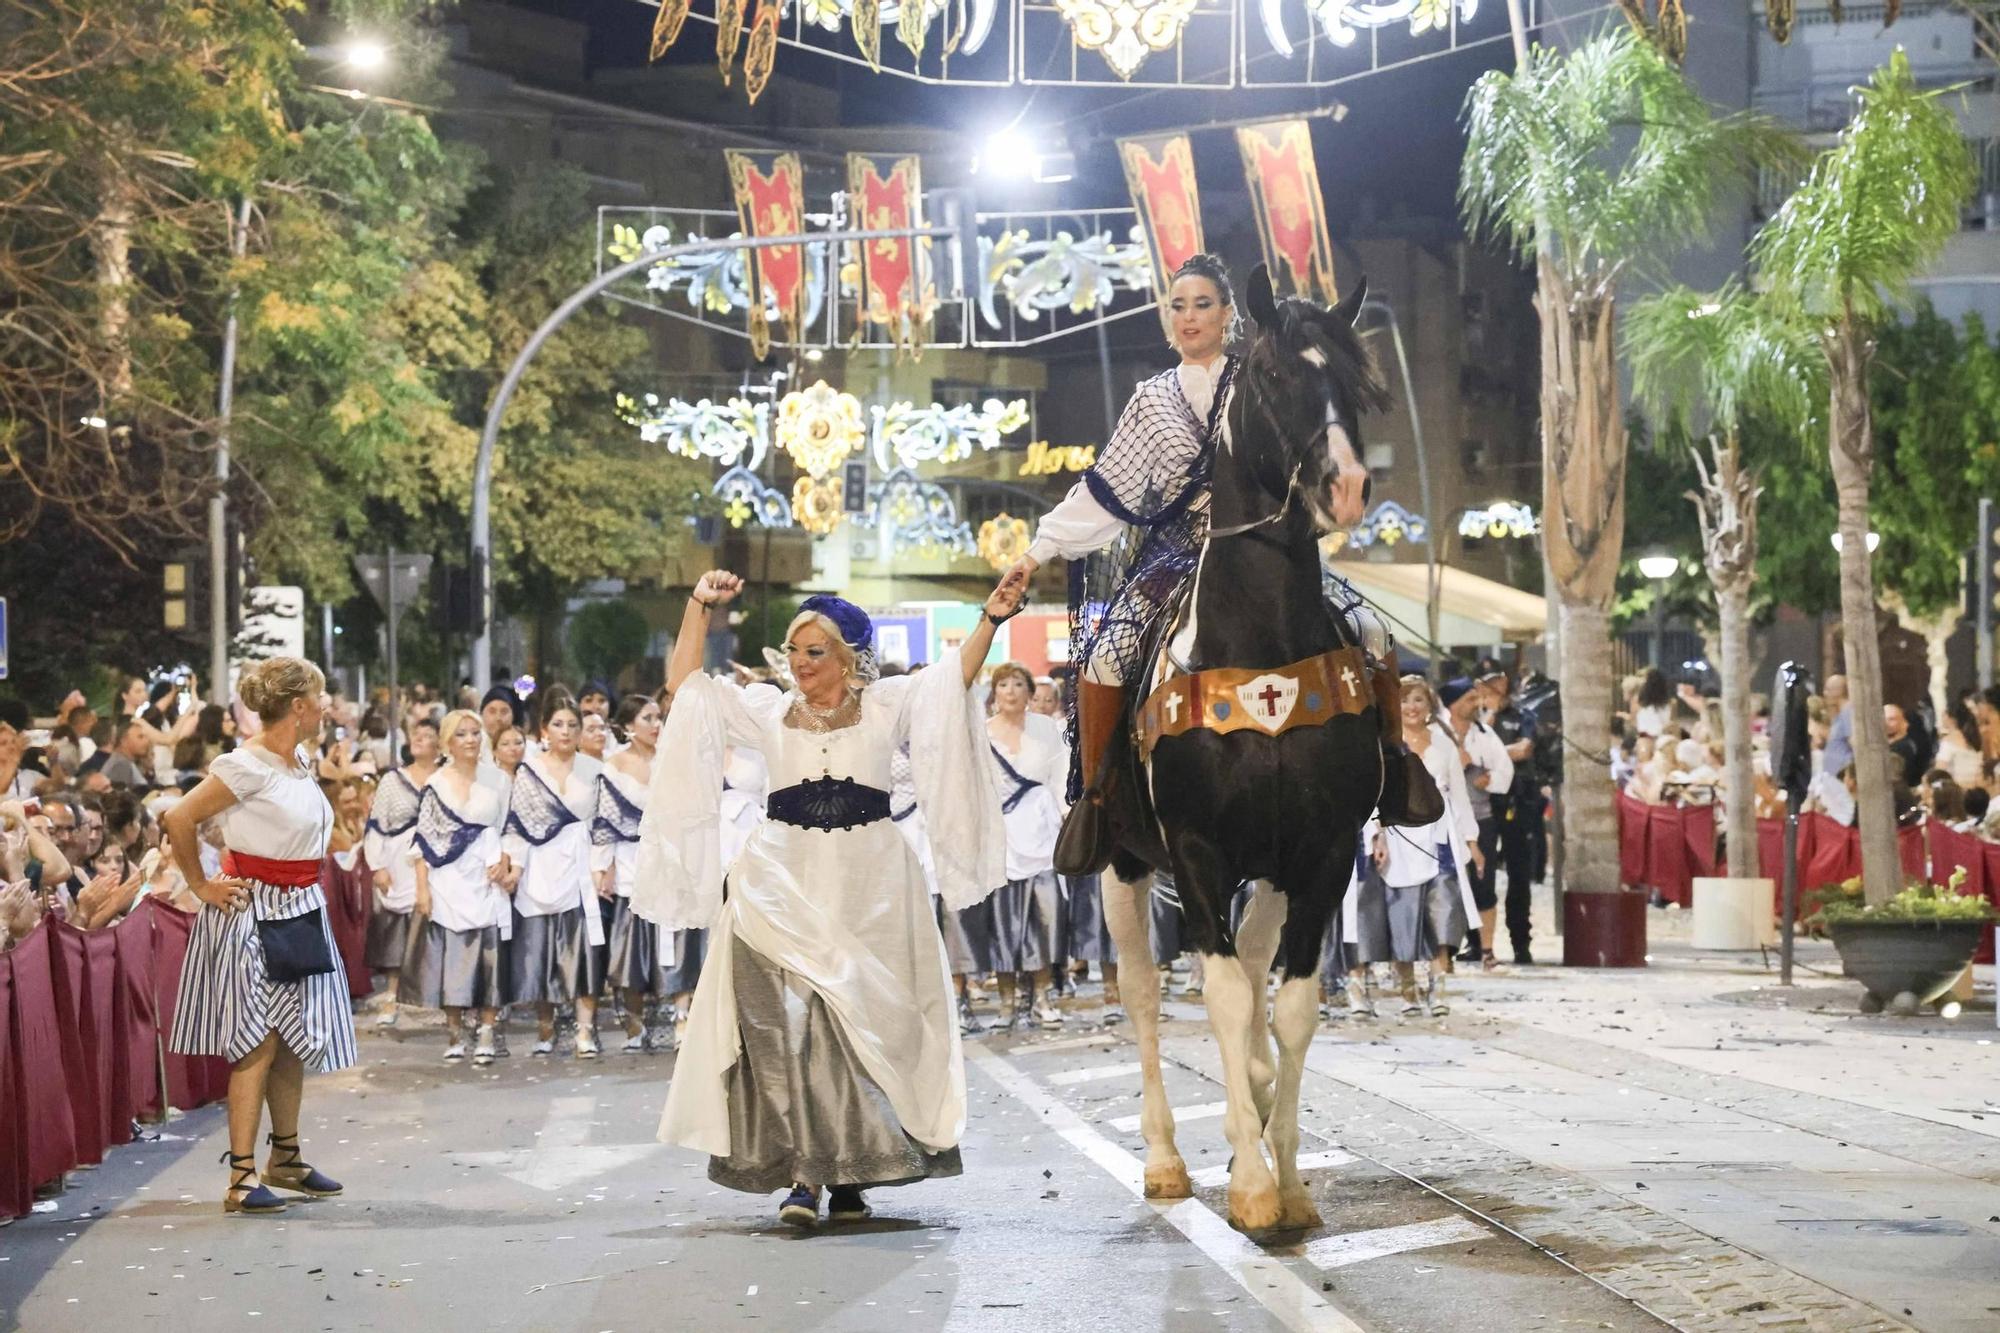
[1562,890,1647,968]
[1828,920,1984,1016]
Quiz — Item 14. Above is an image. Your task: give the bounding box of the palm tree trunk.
[1716,581,1758,879]
[1827,323,1900,905]
[1536,257,1628,896]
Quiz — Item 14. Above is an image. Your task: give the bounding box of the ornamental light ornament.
[793,475,846,535]
[978,512,1033,570]
[1457,502,1538,540]
[1055,0,1200,81]
[1349,500,1429,548]
[778,380,868,478]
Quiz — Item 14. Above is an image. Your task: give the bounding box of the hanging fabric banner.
[724,149,809,359]
[1235,119,1338,305]
[845,153,930,356]
[1116,132,1203,302]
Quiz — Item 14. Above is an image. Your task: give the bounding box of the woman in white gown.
[978,662,1070,1032]
[503,694,608,1056]
[635,566,1023,1229]
[403,710,513,1063]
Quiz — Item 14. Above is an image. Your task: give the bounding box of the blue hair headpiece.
[797,595,874,653]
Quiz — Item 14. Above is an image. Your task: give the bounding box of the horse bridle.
[1206,377,1351,541]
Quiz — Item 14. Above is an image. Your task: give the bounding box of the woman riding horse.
[1010,261,1395,1233]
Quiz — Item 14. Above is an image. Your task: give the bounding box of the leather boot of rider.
[1053,680,1128,878]
[1371,663,1402,741]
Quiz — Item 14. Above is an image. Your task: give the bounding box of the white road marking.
[1190,1149,1355,1189]
[969,1047,1370,1333]
[1108,1100,1227,1133]
[1045,1062,1143,1086]
[451,1095,658,1192]
[1026,1033,1123,1054]
[1303,1216,1491,1270]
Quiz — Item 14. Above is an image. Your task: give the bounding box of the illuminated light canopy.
[865,468,977,557]
[1056,0,1200,80]
[979,228,1152,328]
[1457,501,1538,540]
[615,392,768,469]
[777,380,867,478]
[1348,500,1429,548]
[978,512,1033,570]
[871,396,1030,471]
[792,475,845,535]
[1261,0,1481,56]
[713,465,792,529]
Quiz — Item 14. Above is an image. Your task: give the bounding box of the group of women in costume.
[361,685,715,1064]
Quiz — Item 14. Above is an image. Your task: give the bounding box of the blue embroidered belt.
[767,776,893,832]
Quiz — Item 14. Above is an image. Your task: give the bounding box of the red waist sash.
[222,850,321,888]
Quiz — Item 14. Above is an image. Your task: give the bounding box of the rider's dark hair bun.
[1171,253,1235,308]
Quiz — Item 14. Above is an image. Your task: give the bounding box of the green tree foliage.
[568,598,652,686]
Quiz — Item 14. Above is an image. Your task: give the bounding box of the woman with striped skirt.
[162,657,354,1216]
[592,694,665,1053]
[504,694,608,1056]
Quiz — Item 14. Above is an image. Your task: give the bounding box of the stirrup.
[222,1151,287,1215]
[263,1132,343,1197]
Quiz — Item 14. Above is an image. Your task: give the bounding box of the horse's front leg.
[1234,882,1287,1129]
[1101,869,1190,1198]
[1265,842,1354,1231]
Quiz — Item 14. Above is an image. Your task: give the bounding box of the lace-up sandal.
[222,1152,286,1215]
[262,1132,343,1197]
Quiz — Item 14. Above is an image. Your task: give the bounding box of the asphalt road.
[0,993,1673,1333]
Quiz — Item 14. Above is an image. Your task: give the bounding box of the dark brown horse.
[1093,265,1391,1233]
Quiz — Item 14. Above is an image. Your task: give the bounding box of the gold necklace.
[787,691,861,734]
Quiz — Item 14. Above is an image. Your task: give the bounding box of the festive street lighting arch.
[469,222,958,687]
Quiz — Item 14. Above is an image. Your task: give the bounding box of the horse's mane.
[1244,294,1392,425]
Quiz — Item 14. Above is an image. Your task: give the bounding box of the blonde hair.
[237,656,326,724]
[437,709,483,755]
[783,610,860,681]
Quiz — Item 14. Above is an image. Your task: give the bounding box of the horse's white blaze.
[1299,345,1328,368]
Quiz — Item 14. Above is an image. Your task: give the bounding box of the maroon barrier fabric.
[1800,813,1861,890]
[1644,804,1692,905]
[146,900,231,1109]
[0,936,23,1219]
[1617,794,1650,889]
[47,921,127,1165]
[7,922,80,1201]
[1898,824,1928,883]
[322,848,375,1000]
[1753,817,1795,887]
[114,910,163,1121]
[1980,844,2000,966]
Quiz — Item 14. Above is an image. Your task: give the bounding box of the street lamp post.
[1637,553,1680,670]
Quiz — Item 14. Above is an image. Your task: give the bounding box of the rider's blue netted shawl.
[1064,357,1238,800]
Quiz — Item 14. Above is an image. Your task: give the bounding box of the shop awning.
[1330,559,1547,646]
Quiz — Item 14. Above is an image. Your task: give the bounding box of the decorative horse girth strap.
[1135,646,1376,761]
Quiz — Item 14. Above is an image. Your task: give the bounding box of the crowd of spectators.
[1610,663,2000,852]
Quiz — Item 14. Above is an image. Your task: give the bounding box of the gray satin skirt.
[398,918,505,1010]
[506,905,606,1005]
[934,898,979,975]
[1061,874,1115,964]
[949,902,998,975]
[1350,872,1467,964]
[605,896,661,993]
[977,871,1061,974]
[709,937,964,1195]
[660,927,708,997]
[365,907,413,970]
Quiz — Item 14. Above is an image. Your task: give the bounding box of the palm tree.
[1751,50,1976,905]
[1625,281,1822,880]
[1458,28,1794,898]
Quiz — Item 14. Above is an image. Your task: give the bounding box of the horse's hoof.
[1144,1161,1194,1199]
[1277,1189,1322,1231]
[1226,1185,1284,1234]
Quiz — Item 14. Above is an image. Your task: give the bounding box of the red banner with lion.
[725,149,809,359]
[1117,133,1204,305]
[1235,119,1338,305]
[845,153,931,357]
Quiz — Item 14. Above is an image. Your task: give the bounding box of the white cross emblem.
[1236,674,1299,733]
[1164,691,1183,726]
[1339,665,1360,700]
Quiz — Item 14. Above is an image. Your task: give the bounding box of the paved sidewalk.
[1149,890,1999,1332]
